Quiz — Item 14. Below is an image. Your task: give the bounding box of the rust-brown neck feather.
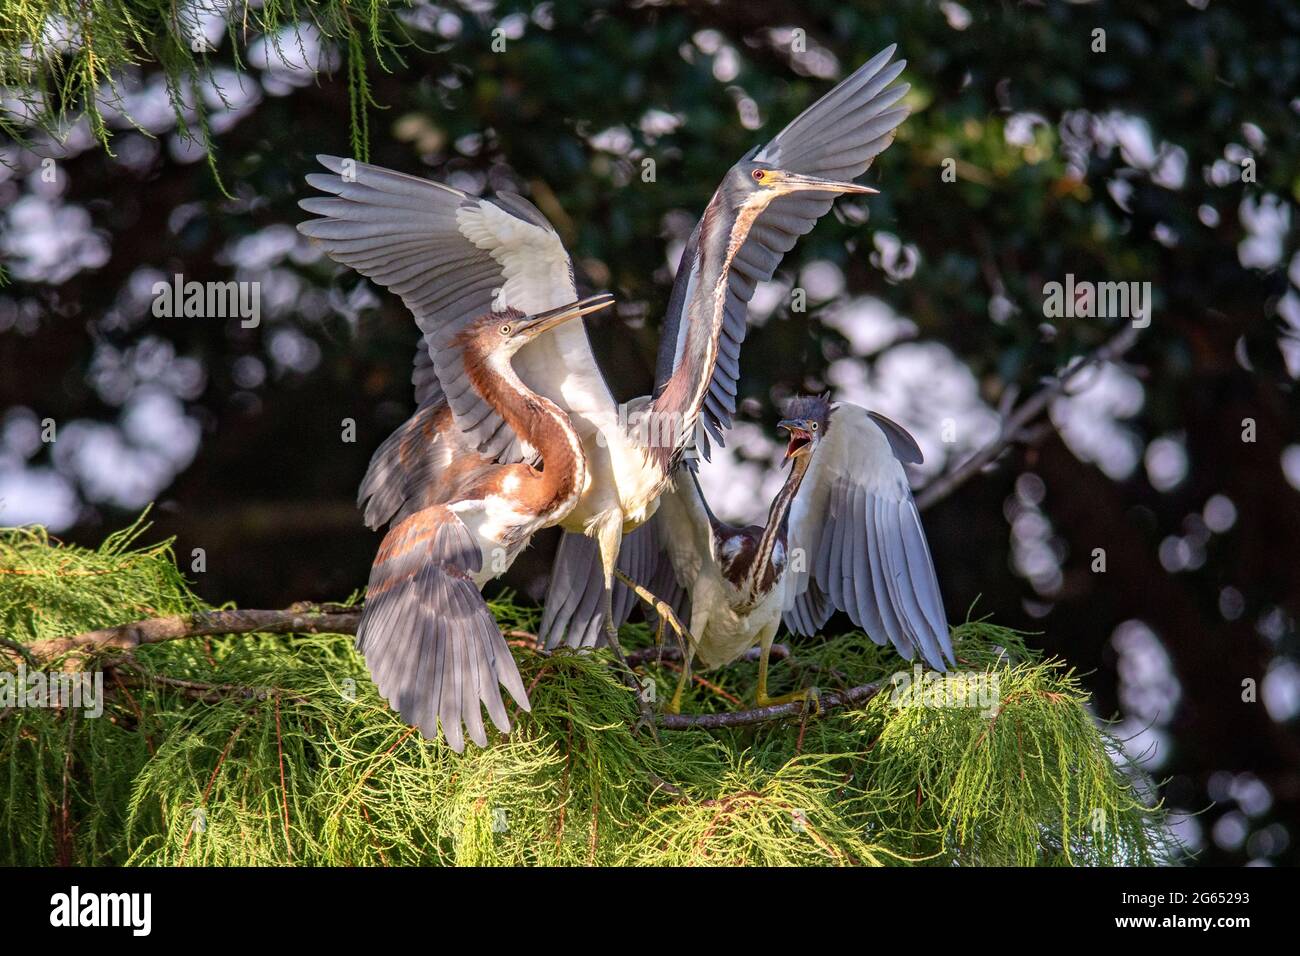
[460,334,584,519]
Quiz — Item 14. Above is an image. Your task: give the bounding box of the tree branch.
[654,681,884,730]
[914,324,1141,511]
[14,603,360,664]
[17,605,888,731]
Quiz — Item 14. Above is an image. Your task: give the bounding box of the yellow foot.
[667,680,685,715]
[755,685,821,716]
[614,570,696,658]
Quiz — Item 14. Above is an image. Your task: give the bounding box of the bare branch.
[655,680,884,730]
[0,635,38,668]
[14,603,360,664]
[625,643,790,666]
[915,324,1141,511]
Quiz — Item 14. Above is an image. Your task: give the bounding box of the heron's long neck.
[474,349,585,513]
[648,192,767,472]
[742,457,811,600]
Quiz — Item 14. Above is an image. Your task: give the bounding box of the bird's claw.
[755,684,822,715]
[632,703,660,741]
[804,686,822,717]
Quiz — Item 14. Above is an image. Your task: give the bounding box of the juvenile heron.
[548,395,954,713]
[299,45,907,701]
[354,295,613,752]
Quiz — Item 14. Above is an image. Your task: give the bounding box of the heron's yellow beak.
[516,293,615,339]
[768,170,878,196]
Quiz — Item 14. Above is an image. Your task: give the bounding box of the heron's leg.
[613,570,694,657]
[602,582,659,736]
[754,628,820,715]
[595,520,658,736]
[667,651,693,715]
[666,606,708,714]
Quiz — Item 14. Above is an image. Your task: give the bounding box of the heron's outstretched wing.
[299,157,607,463]
[654,46,909,458]
[356,505,530,752]
[357,401,502,532]
[783,403,953,671]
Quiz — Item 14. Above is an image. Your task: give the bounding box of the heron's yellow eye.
[500,324,511,336]
[810,422,818,431]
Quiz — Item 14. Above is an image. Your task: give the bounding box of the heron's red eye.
[752,169,764,182]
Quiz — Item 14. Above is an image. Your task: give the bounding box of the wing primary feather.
[355,509,527,752]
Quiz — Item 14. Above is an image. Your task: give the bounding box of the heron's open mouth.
[782,427,811,459]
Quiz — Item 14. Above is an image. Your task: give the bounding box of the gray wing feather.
[868,411,924,464]
[785,404,953,670]
[656,48,909,452]
[879,498,924,655]
[873,492,952,669]
[299,156,574,465]
[783,575,832,635]
[538,531,606,651]
[457,584,489,749]
[356,510,529,753]
[850,484,882,637]
[897,499,956,663]
[828,483,849,610]
[839,483,857,618]
[357,404,440,531]
[866,494,913,660]
[852,488,890,643]
[439,614,463,753]
[412,338,444,407]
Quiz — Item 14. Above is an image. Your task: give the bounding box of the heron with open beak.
[539,46,910,650]
[300,45,909,719]
[548,395,955,713]
[353,295,612,752]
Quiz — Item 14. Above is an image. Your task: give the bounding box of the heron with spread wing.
[539,45,910,650]
[299,46,909,742]
[553,395,955,713]
[353,295,613,752]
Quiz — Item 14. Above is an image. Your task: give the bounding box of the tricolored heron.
[299,45,908,731]
[540,45,910,649]
[353,295,613,752]
[546,395,954,713]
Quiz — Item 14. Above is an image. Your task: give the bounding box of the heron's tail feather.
[357,506,529,753]
[539,531,609,650]
[539,518,687,651]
